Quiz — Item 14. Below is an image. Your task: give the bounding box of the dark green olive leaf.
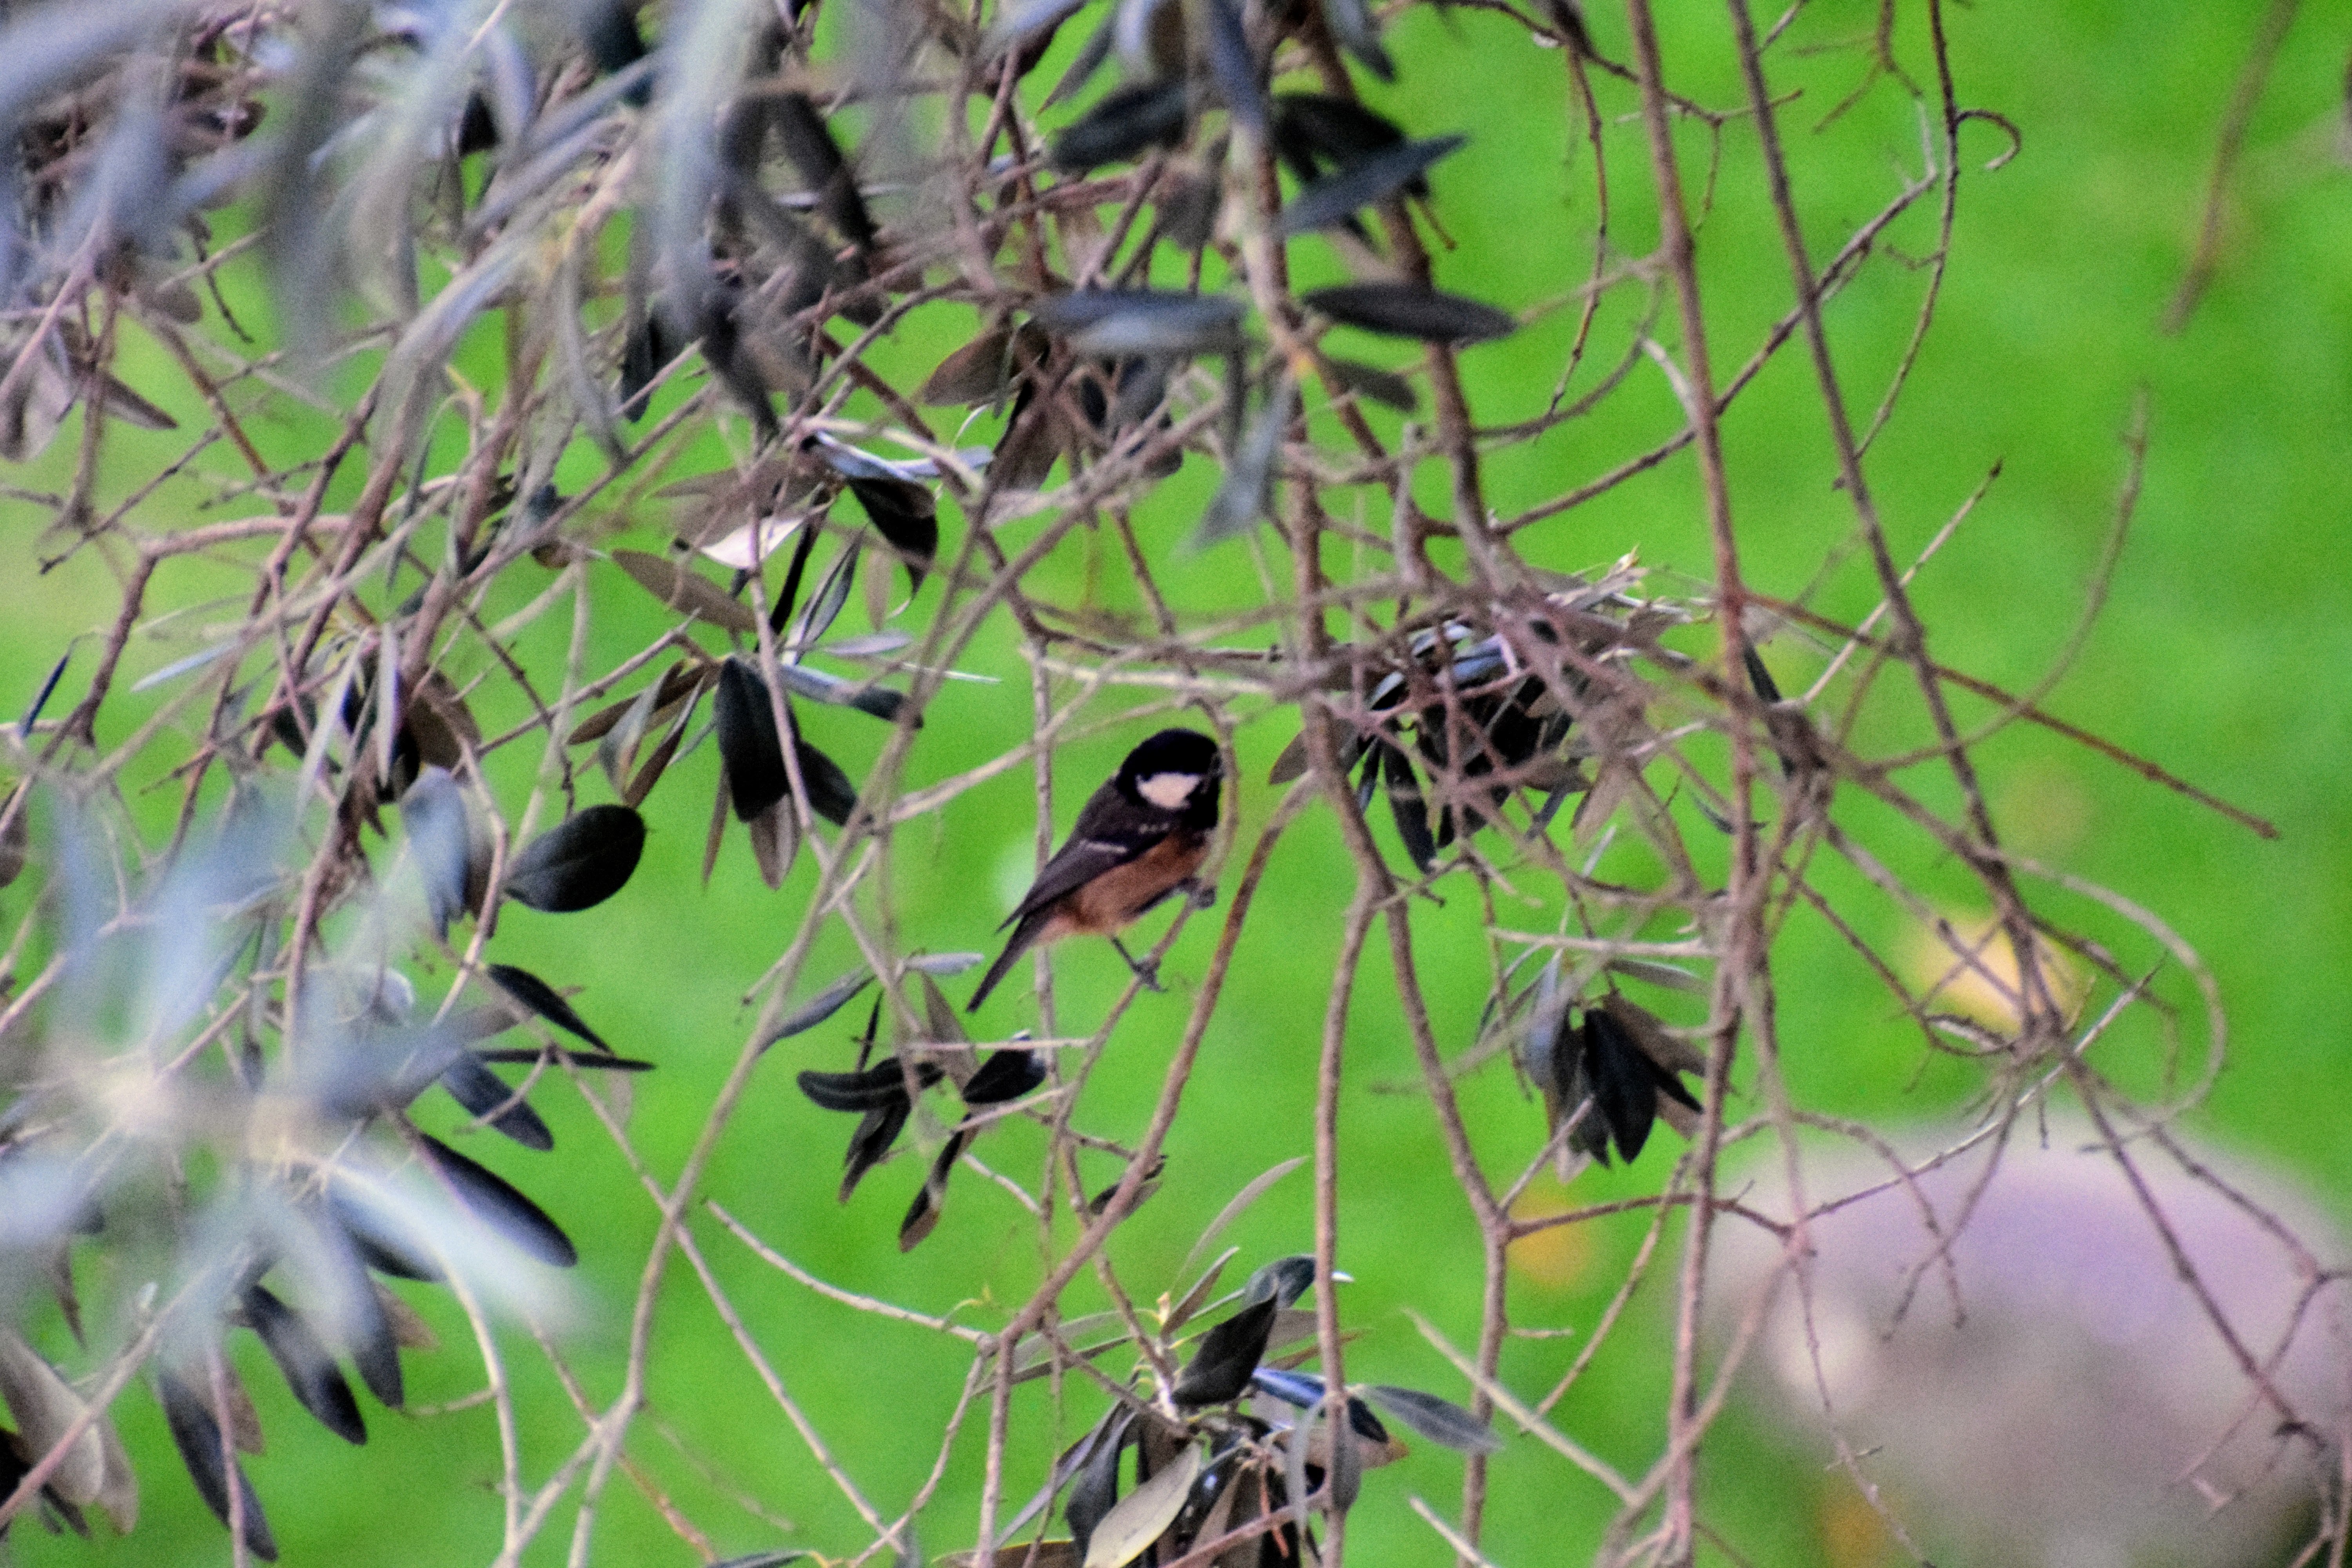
[593,678,666,797]
[1605,957,1708,995]
[473,1047,656,1071]
[1201,0,1262,136]
[846,476,938,593]
[762,969,874,1051]
[717,657,791,820]
[156,1368,279,1561]
[919,323,1048,406]
[0,1330,102,1503]
[579,0,647,78]
[1321,357,1417,412]
[1180,1159,1310,1278]
[1582,1009,1657,1163]
[792,731,860,827]
[1031,289,1245,358]
[791,541,862,660]
[1360,1384,1503,1454]
[1247,1365,1320,1410]
[722,91,776,185]
[821,438,986,483]
[1065,1408,1134,1564]
[1743,643,1784,705]
[1087,1154,1166,1218]
[622,697,697,809]
[398,768,470,939]
[416,1133,578,1269]
[569,662,704,746]
[898,1127,969,1252]
[697,290,782,444]
[991,0,1088,48]
[1353,744,1380,816]
[242,1284,365,1446]
[747,798,797,890]
[1277,135,1463,238]
[962,1048,1045,1105]
[1172,1295,1278,1406]
[1088,355,1170,435]
[992,386,1066,489]
[1154,162,1220,253]
[485,963,614,1054]
[797,1056,941,1112]
[1165,1252,1236,1338]
[1239,1254,1317,1308]
[1043,3,1117,107]
[918,971,968,1046]
[840,1096,911,1203]
[21,646,71,734]
[1051,78,1187,173]
[1081,1442,1198,1568]
[305,1203,406,1404]
[1319,0,1394,81]
[1193,377,1293,549]
[775,92,876,252]
[328,1189,442,1284]
[1267,731,1308,784]
[439,1053,553,1152]
[612,549,760,632]
[1247,1368,1392,1443]
[709,1553,809,1568]
[96,372,178,432]
[1602,992,1709,1083]
[503,804,646,913]
[619,302,674,420]
[1595,995,1704,1150]
[1304,282,1517,344]
[768,514,823,636]
[1168,1435,1250,1546]
[1379,742,1437,873]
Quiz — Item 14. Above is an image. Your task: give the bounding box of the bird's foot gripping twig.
[1111,937,1165,993]
[1183,877,1217,912]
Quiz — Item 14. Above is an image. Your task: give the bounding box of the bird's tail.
[967,922,1037,1013]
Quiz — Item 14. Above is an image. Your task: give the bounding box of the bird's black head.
[1117,728,1223,816]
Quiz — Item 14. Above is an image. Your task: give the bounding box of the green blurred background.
[1,0,2348,1563]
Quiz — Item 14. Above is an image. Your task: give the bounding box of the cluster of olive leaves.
[937,1254,1506,1568]
[0,0,1751,1558]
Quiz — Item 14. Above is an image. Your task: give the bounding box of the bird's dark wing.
[996,779,1169,928]
[1000,835,1145,929]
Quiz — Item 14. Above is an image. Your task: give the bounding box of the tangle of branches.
[0,2,2329,1566]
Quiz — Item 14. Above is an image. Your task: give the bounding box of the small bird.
[968,728,1224,1012]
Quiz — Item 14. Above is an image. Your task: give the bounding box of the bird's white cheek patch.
[1136,772,1200,811]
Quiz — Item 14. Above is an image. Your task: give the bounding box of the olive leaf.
[1051,79,1187,173]
[764,969,875,1050]
[438,1052,553,1151]
[1276,135,1465,237]
[156,1367,279,1562]
[1172,1296,1278,1406]
[243,1283,366,1446]
[416,1134,578,1269]
[1304,281,1517,344]
[1031,289,1245,358]
[1359,1383,1502,1453]
[485,964,614,1054]
[1080,1443,1199,1568]
[503,804,645,913]
[611,549,759,632]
